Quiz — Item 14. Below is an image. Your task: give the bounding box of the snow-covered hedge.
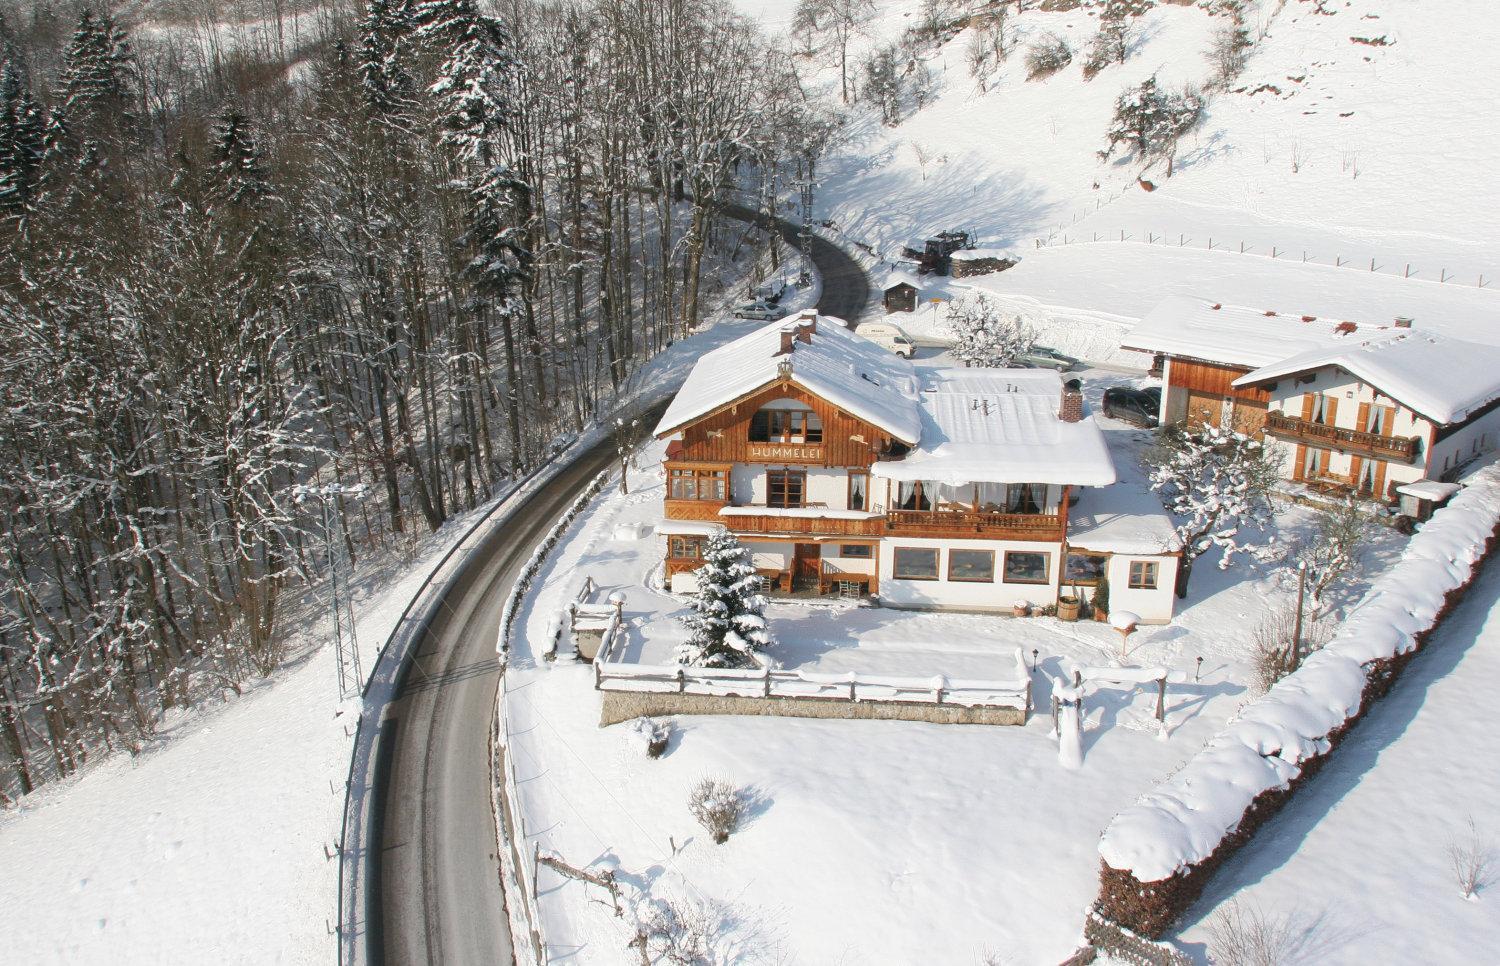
[1094,462,1500,937]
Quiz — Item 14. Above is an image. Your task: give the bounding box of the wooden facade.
[669,378,899,467]
[1172,358,1269,435]
[884,282,917,313]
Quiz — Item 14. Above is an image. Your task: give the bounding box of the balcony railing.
[884,509,1064,538]
[1265,412,1420,464]
[720,511,882,536]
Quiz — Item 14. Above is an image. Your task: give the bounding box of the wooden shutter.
[1301,394,1316,421]
[1324,396,1339,427]
[1349,455,1364,488]
[1374,460,1388,502]
[1292,444,1307,481]
[1356,402,1371,435]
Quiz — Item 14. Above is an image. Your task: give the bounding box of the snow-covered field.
[498,369,1406,962]
[764,0,1500,348]
[1178,559,1500,963]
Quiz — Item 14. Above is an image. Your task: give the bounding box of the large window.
[668,467,727,501]
[1366,404,1391,435]
[767,469,807,508]
[948,549,995,582]
[895,480,932,511]
[1129,560,1159,590]
[668,535,703,560]
[1003,551,1050,585]
[839,544,873,559]
[749,407,823,443]
[1064,553,1108,585]
[892,547,940,580]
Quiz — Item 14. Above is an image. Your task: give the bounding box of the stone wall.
[599,689,1027,727]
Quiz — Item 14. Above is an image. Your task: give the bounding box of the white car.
[733,301,781,321]
[856,321,917,358]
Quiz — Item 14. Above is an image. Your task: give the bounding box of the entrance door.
[793,543,822,590]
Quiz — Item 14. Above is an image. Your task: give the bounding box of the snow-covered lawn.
[1177,559,1500,964]
[500,369,1407,962]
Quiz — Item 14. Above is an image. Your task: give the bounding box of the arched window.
[748,402,823,443]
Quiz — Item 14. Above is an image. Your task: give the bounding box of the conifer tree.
[678,531,774,668]
[0,59,44,213]
[57,10,135,139]
[210,109,274,209]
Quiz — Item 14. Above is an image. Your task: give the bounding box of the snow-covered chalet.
[654,311,1181,621]
[1124,296,1500,515]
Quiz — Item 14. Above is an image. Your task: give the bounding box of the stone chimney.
[778,324,797,355]
[1394,316,1413,329]
[1059,378,1084,423]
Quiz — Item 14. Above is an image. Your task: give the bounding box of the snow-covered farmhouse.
[655,311,1181,621]
[1124,296,1500,511]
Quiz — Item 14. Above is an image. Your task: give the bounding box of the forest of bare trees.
[0,0,831,799]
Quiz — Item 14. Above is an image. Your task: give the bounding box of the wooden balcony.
[721,511,882,536]
[884,509,1065,540]
[663,498,729,521]
[1265,412,1420,465]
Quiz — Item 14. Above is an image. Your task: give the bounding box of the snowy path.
[1177,560,1500,964]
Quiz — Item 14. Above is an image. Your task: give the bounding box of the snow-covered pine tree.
[944,291,1035,368]
[210,109,274,209]
[358,0,418,121]
[1147,424,1279,597]
[678,531,773,668]
[0,59,44,213]
[57,10,135,140]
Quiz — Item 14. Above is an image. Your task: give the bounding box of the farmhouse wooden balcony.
[883,509,1065,540]
[719,509,883,537]
[1265,412,1420,465]
[663,498,729,521]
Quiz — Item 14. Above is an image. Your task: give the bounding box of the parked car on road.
[1017,346,1079,372]
[855,321,917,358]
[733,301,782,321]
[1102,386,1161,428]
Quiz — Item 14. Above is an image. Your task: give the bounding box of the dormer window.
[749,406,823,443]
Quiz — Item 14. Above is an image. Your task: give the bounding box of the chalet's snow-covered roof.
[1231,331,1500,425]
[950,248,1018,262]
[882,271,921,291]
[1122,295,1399,369]
[869,369,1117,487]
[1066,482,1182,554]
[654,313,923,443]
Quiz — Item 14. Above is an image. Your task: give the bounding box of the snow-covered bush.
[944,291,1036,368]
[1447,816,1494,900]
[687,777,746,844]
[1024,34,1072,80]
[1082,0,1134,80]
[861,43,903,125]
[1206,21,1254,89]
[628,716,673,758]
[1249,604,1331,694]
[678,531,773,668]
[1146,424,1279,596]
[1101,74,1204,167]
[1205,900,1315,966]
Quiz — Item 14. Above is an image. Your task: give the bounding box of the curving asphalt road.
[349,205,870,966]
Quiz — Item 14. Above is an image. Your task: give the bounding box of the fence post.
[1155,676,1167,722]
[763,666,771,698]
[1051,694,1060,735]
[848,676,857,701]
[532,841,540,901]
[676,668,686,693]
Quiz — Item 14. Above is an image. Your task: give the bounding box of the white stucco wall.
[1427,408,1500,481]
[1102,554,1178,624]
[876,537,1063,611]
[731,466,859,509]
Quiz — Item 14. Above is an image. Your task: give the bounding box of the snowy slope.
[759,0,1500,319]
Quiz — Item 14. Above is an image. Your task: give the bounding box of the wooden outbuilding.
[882,273,919,313]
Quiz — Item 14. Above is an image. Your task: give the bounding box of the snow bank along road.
[347,209,870,966]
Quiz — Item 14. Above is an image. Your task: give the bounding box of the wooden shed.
[882,274,919,313]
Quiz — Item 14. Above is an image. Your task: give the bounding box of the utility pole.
[794,156,815,285]
[296,482,367,701]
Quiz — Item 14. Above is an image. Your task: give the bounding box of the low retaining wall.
[1082,912,1191,966]
[1091,463,1500,940]
[600,689,1027,727]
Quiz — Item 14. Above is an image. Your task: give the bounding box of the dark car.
[1103,386,1161,428]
